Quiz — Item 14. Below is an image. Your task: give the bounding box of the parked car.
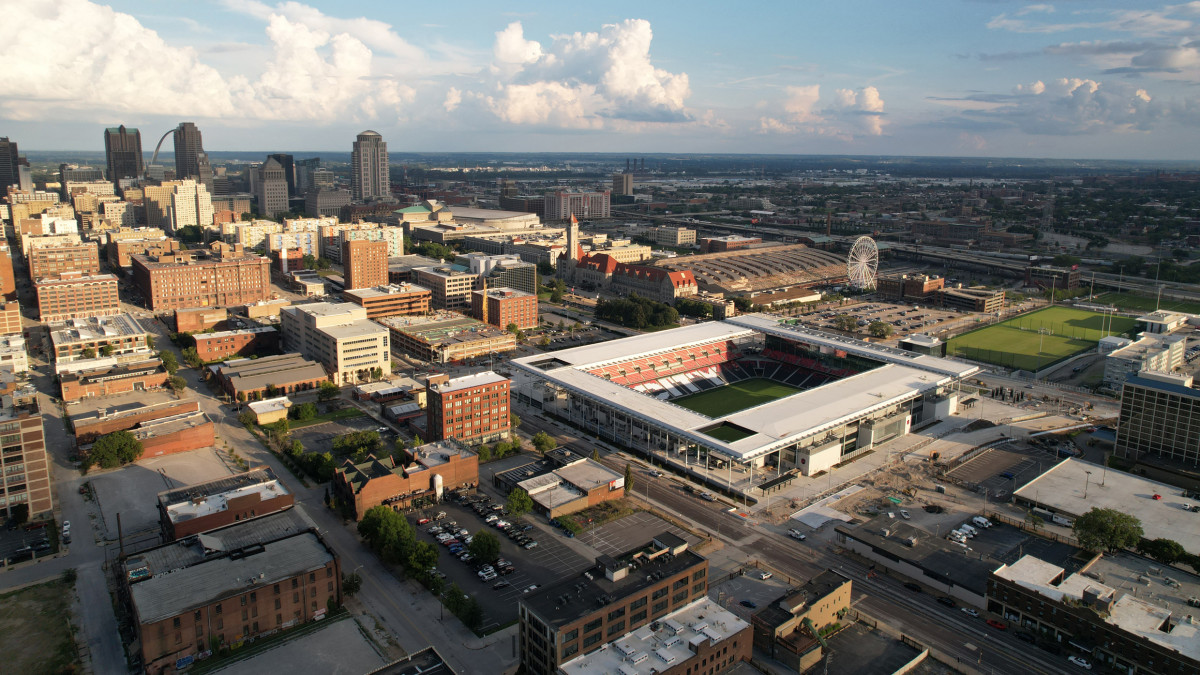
[1015,632,1036,644]
[649,470,663,477]
[485,514,499,523]
[937,596,957,608]
[788,529,807,540]
[750,569,772,580]
[739,600,757,609]
[699,492,716,502]
[972,516,992,528]
[961,608,980,618]
[1067,656,1092,670]
[903,582,922,592]
[523,584,539,593]
[493,581,510,590]
[985,619,1008,631]
[899,510,910,520]
[417,517,431,525]
[434,511,447,520]
[523,540,539,549]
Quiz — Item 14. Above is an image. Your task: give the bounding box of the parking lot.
[290,414,395,456]
[410,496,592,633]
[582,511,699,558]
[0,521,57,564]
[948,442,1059,500]
[805,301,967,339]
[707,570,791,623]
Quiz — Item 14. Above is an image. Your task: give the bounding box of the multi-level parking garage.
[649,244,847,295]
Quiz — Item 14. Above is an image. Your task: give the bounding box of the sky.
[2,0,1199,159]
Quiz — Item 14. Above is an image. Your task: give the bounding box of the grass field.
[0,579,78,675]
[1094,291,1200,315]
[947,306,1138,371]
[674,377,800,417]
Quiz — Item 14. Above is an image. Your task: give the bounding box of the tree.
[265,384,279,398]
[537,261,556,276]
[531,431,556,455]
[290,402,318,421]
[86,430,144,470]
[333,430,382,457]
[370,366,384,380]
[408,540,439,575]
[506,488,534,519]
[316,256,332,270]
[468,530,501,565]
[832,315,857,332]
[236,391,247,406]
[461,597,484,631]
[477,445,493,463]
[1073,508,1144,553]
[318,381,340,401]
[1138,538,1186,565]
[238,410,256,427]
[146,334,156,350]
[158,350,179,375]
[868,321,893,339]
[342,572,362,596]
[81,347,96,359]
[100,345,114,357]
[302,253,317,270]
[510,412,521,430]
[539,335,551,348]
[591,449,600,461]
[167,375,187,393]
[624,463,635,494]
[181,346,202,368]
[506,322,520,335]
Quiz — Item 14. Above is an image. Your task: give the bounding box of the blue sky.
[2,0,1198,159]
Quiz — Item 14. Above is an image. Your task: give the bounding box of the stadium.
[511,314,980,497]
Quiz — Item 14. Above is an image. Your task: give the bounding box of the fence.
[985,509,1082,548]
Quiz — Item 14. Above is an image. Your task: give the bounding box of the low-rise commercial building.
[494,453,624,518]
[751,570,852,672]
[48,314,152,363]
[192,326,279,363]
[209,353,329,401]
[157,467,294,540]
[471,287,538,330]
[124,511,340,675]
[699,235,760,253]
[35,272,120,322]
[0,335,29,374]
[1026,265,1081,290]
[174,307,227,333]
[343,283,432,320]
[1104,334,1186,385]
[647,226,696,247]
[279,302,390,385]
[0,397,52,518]
[333,439,478,518]
[246,397,291,426]
[877,273,945,302]
[59,356,169,402]
[131,410,216,459]
[414,266,479,312]
[426,371,510,446]
[380,312,516,364]
[519,533,710,675]
[937,286,1005,313]
[70,399,201,444]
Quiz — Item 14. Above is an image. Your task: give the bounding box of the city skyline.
[1,1,1199,160]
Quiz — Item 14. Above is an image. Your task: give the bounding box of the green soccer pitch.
[673,377,801,417]
[947,306,1137,371]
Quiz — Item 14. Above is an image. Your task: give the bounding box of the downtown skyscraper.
[173,122,212,192]
[103,125,143,181]
[350,130,389,201]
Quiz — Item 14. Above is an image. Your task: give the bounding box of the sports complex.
[511,314,979,497]
[946,306,1138,371]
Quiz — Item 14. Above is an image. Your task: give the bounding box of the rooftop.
[429,371,509,394]
[364,647,456,675]
[343,283,433,300]
[199,326,277,341]
[49,314,149,345]
[522,536,706,629]
[559,598,748,675]
[474,287,534,299]
[380,312,511,346]
[158,467,291,524]
[995,554,1200,662]
[1109,334,1185,361]
[1015,458,1200,555]
[246,396,291,415]
[211,353,329,392]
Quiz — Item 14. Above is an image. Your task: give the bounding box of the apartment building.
[471,287,538,330]
[35,272,120,322]
[279,302,389,385]
[414,265,479,311]
[544,190,611,221]
[221,219,284,250]
[425,371,510,446]
[343,283,432,320]
[0,397,52,519]
[131,242,271,311]
[265,230,321,258]
[344,239,389,290]
[648,226,697,247]
[519,534,709,675]
[0,242,22,337]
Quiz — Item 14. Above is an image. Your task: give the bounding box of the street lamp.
[1084,470,1093,500]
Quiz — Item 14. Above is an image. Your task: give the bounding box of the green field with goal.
[947,306,1138,371]
[673,377,800,417]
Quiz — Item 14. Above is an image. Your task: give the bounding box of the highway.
[518,409,1073,674]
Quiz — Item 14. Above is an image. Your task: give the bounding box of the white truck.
[972,516,992,528]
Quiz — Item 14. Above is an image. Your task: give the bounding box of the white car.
[1067,656,1092,670]
[788,529,807,541]
[62,520,71,535]
[961,607,979,618]
[750,569,772,580]
[899,510,911,520]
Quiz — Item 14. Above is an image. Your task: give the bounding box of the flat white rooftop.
[559,598,748,675]
[165,479,290,523]
[434,370,509,393]
[519,321,754,369]
[1015,458,1200,555]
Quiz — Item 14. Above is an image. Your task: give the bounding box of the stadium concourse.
[511,313,980,500]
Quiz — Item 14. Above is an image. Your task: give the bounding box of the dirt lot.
[0,579,78,675]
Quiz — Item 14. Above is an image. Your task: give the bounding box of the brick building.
[876,273,944,302]
[413,265,479,311]
[751,570,853,672]
[107,233,180,270]
[209,353,329,402]
[174,308,227,333]
[59,356,169,402]
[937,286,1006,313]
[35,272,120,322]
[192,327,278,363]
[343,283,432,320]
[494,454,624,518]
[426,371,510,445]
[544,190,610,221]
[49,314,152,363]
[1026,265,1082,291]
[28,242,100,280]
[333,439,479,518]
[471,287,538,330]
[343,239,389,290]
[69,399,200,444]
[133,411,215,459]
[131,242,271,311]
[380,312,516,364]
[124,512,340,675]
[0,398,53,519]
[699,235,761,253]
[157,467,294,540]
[0,242,19,337]
[519,534,713,675]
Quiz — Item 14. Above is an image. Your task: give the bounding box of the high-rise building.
[343,239,388,290]
[425,371,511,445]
[168,179,214,233]
[255,158,289,218]
[266,153,295,197]
[0,397,53,518]
[612,171,633,196]
[104,125,143,181]
[35,272,120,322]
[294,157,321,193]
[1115,370,1200,468]
[350,130,389,201]
[471,287,538,330]
[173,123,212,192]
[28,242,101,280]
[304,188,350,217]
[0,137,32,191]
[545,190,611,221]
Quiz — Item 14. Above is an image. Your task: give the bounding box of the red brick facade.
[334,448,479,518]
[28,243,100,280]
[138,418,215,459]
[175,308,227,333]
[131,243,271,311]
[472,289,538,330]
[193,329,278,363]
[35,272,120,322]
[71,400,199,444]
[343,239,388,290]
[164,493,294,541]
[59,359,170,402]
[426,374,511,446]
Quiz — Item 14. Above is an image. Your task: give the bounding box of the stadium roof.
[512,316,978,463]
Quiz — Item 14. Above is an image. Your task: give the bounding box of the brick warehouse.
[157,467,294,540]
[124,511,340,675]
[192,327,278,363]
[70,399,200,444]
[131,242,271,311]
[174,308,227,333]
[209,353,329,401]
[59,357,170,402]
[133,412,215,459]
[28,242,101,279]
[35,272,120,322]
[333,439,478,518]
[426,371,511,446]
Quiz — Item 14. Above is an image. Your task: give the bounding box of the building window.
[607,621,625,636]
[608,607,625,621]
[583,633,602,648]
[584,618,602,633]
[215,604,222,615]
[562,628,578,643]
[630,597,647,610]
[653,600,668,614]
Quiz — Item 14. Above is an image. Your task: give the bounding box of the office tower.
[343,239,388,290]
[0,137,30,191]
[1115,371,1200,467]
[350,130,389,201]
[294,157,320,193]
[104,125,143,181]
[612,171,633,196]
[255,158,289,217]
[266,153,295,197]
[279,302,389,385]
[173,123,212,191]
[132,242,270,310]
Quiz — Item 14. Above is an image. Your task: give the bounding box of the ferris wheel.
[847,236,879,290]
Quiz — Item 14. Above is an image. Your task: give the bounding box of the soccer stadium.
[511,314,980,497]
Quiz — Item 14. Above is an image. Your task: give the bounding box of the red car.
[442,538,460,547]
[417,518,431,525]
[986,619,1008,631]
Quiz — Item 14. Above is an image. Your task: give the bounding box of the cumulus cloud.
[1015,80,1047,95]
[443,87,462,112]
[967,76,1171,135]
[223,0,424,62]
[988,3,1198,37]
[479,19,692,127]
[758,84,886,137]
[0,0,415,123]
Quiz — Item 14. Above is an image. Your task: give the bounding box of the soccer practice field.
[947,306,1137,371]
[673,377,800,417]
